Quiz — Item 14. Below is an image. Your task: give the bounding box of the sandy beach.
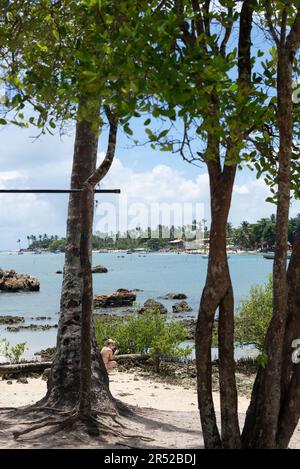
[1,370,300,449]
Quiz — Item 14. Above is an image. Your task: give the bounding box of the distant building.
[169,239,185,249]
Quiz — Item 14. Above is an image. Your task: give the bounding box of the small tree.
[235,275,272,354]
[95,310,193,373]
[0,339,27,364]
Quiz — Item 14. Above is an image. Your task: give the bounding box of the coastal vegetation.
[94,310,193,373]
[0,339,27,364]
[235,275,273,354]
[25,213,300,252]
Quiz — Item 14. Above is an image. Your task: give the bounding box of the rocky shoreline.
[0,269,40,292]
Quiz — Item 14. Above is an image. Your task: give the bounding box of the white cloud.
[95,158,300,234]
[1,127,299,249]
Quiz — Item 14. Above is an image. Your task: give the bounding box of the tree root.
[10,407,154,444]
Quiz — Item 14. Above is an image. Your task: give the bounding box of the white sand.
[0,371,250,413]
[0,371,299,448]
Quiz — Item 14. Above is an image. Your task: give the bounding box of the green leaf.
[52,29,60,41]
[161,144,173,152]
[266,196,276,204]
[229,84,238,92]
[0,118,7,125]
[124,124,133,136]
[257,353,268,368]
[158,129,169,139]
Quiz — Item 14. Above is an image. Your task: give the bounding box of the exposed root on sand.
[0,404,153,446]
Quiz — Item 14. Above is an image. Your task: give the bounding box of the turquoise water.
[0,251,273,359]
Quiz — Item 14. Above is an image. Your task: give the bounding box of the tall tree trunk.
[79,183,94,418]
[242,45,293,450]
[78,109,118,419]
[196,0,253,449]
[42,116,114,411]
[196,162,240,449]
[276,230,300,447]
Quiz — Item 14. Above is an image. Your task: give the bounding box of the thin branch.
[191,0,205,37]
[203,0,211,37]
[280,6,288,46]
[286,7,300,56]
[86,107,118,188]
[264,0,280,45]
[220,7,234,58]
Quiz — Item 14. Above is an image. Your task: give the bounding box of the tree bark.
[275,230,300,447]
[42,114,114,411]
[195,0,253,449]
[196,162,240,449]
[78,109,118,418]
[242,37,294,449]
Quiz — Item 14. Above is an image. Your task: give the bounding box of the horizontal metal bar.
[0,189,121,194]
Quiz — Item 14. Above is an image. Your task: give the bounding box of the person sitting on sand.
[101,339,118,370]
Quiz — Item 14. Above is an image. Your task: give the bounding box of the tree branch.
[264,0,280,45]
[220,7,234,58]
[85,107,118,188]
[286,7,300,56]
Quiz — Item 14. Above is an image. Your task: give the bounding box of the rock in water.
[93,288,136,308]
[0,269,40,292]
[0,316,25,325]
[172,301,193,313]
[159,292,187,300]
[139,298,168,315]
[92,265,108,273]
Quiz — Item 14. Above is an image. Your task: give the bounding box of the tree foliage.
[94,310,193,372]
[235,275,273,353]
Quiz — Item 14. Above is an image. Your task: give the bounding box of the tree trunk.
[242,46,293,450]
[43,117,114,411]
[275,230,300,447]
[79,183,94,418]
[196,163,240,449]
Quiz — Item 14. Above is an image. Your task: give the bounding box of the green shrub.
[0,338,28,364]
[235,274,273,353]
[94,310,193,372]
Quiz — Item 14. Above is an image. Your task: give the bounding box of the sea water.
[0,251,273,359]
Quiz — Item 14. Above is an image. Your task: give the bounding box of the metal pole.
[0,189,120,194]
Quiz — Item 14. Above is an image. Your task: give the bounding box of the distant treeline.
[27,214,300,252]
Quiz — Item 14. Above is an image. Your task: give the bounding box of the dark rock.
[56,270,63,274]
[172,301,193,313]
[179,319,196,339]
[17,377,28,384]
[139,299,168,315]
[35,347,56,361]
[0,315,25,325]
[0,269,40,292]
[31,316,52,321]
[7,380,13,385]
[159,292,187,300]
[6,324,58,332]
[94,289,136,308]
[92,265,108,273]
